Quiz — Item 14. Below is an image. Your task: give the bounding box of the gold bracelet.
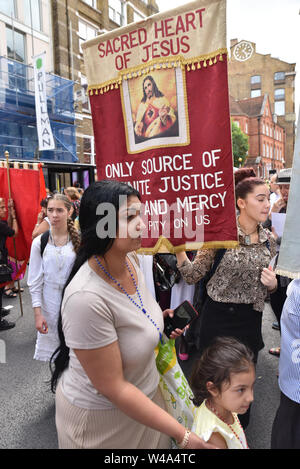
[177,429,191,449]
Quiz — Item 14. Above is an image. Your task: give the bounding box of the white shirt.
[28,234,76,313]
[279,279,300,403]
[28,234,76,361]
[270,191,281,209]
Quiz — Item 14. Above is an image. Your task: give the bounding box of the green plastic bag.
[155,335,196,430]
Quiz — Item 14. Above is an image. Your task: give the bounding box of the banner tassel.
[86,49,228,94]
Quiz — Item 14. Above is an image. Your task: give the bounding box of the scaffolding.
[0,56,77,162]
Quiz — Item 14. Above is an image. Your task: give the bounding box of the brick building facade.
[230,94,285,177]
[51,0,158,168]
[228,39,296,169]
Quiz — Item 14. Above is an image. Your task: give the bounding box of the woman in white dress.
[28,194,80,362]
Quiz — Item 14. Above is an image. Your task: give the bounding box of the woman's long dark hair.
[50,180,141,392]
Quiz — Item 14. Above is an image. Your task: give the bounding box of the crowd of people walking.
[0,168,299,449]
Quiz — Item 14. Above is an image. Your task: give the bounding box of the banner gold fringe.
[88,49,228,96]
[275,268,300,280]
[137,235,238,255]
[0,160,41,170]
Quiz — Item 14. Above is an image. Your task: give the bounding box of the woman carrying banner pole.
[0,197,18,330]
[50,181,216,449]
[4,151,24,315]
[176,168,278,427]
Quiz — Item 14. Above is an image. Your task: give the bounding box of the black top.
[0,220,14,263]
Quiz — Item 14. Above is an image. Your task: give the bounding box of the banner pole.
[5,151,24,317]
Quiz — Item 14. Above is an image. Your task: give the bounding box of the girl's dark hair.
[234,167,266,208]
[190,337,254,407]
[50,180,141,392]
[234,167,256,185]
[40,197,48,209]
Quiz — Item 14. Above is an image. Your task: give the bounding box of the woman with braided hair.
[28,194,80,361]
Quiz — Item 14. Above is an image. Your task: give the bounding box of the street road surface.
[0,278,281,449]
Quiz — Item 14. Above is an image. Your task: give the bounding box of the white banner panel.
[33,53,55,151]
[276,107,300,279]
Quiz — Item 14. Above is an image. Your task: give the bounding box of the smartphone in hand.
[164,300,198,338]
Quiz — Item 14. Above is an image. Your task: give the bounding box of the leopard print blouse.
[178,223,276,312]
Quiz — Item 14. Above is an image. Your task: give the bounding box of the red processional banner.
[0,164,46,285]
[83,0,238,253]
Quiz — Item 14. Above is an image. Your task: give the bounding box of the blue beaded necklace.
[94,255,162,344]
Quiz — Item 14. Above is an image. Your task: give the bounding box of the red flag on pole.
[0,164,46,286]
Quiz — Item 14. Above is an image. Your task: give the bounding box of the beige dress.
[55,253,171,449]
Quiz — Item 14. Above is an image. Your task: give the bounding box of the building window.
[274,88,285,101]
[109,0,124,26]
[245,122,248,134]
[24,0,41,31]
[274,71,285,82]
[78,19,98,53]
[6,26,26,62]
[82,0,97,8]
[133,10,144,22]
[274,101,285,116]
[0,0,16,17]
[83,136,95,164]
[6,26,26,90]
[266,125,269,136]
[251,75,261,84]
[251,89,261,98]
[80,75,90,112]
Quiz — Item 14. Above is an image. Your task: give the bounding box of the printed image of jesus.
[121,67,189,154]
[134,75,178,141]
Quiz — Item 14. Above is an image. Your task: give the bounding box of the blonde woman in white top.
[28,194,80,361]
